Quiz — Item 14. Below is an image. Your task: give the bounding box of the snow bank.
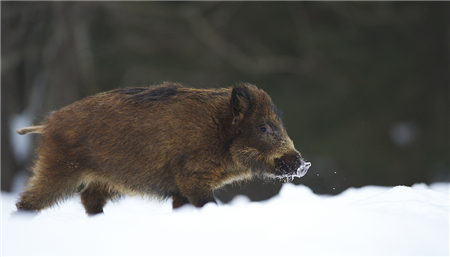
[2,183,449,256]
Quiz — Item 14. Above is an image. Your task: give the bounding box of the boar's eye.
[259,123,273,135]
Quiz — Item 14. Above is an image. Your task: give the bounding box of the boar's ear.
[231,84,254,125]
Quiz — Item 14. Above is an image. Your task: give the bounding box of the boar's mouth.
[273,152,311,178]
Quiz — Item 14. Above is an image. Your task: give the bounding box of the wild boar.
[15,82,311,215]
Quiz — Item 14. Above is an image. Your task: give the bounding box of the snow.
[9,113,33,164]
[2,181,449,256]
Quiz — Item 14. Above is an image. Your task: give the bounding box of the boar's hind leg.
[81,182,117,215]
[16,172,81,213]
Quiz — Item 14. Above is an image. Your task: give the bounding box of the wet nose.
[297,159,311,178]
[301,160,311,170]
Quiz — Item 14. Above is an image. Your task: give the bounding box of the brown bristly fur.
[15,82,307,215]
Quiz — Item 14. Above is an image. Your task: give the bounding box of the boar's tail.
[15,125,45,135]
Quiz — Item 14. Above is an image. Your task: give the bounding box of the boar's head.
[229,83,311,180]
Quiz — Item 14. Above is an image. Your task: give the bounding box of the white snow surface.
[2,182,449,256]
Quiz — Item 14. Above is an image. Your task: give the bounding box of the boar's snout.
[274,151,311,178]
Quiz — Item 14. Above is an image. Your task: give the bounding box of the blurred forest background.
[2,2,449,202]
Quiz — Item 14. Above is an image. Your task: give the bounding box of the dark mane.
[115,83,184,103]
[113,87,148,95]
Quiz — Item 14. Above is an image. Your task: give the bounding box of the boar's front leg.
[172,189,216,209]
[172,192,190,209]
[183,189,216,208]
[174,173,217,208]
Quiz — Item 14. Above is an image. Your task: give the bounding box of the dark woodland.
[2,2,449,203]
